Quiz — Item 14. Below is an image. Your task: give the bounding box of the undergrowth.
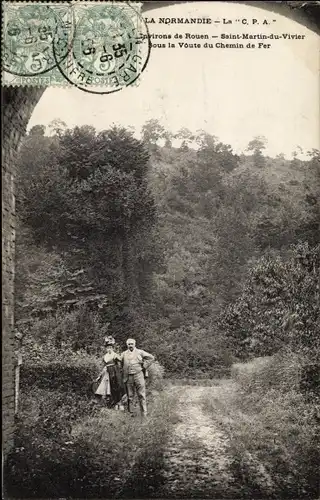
[202,354,319,499]
[5,341,174,499]
[5,386,178,498]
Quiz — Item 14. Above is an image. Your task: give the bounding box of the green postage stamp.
[2,1,151,93]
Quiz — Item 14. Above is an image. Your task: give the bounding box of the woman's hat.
[104,335,115,346]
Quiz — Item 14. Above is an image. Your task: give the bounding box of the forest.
[6,118,320,498]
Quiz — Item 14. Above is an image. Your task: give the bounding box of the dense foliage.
[220,242,320,361]
[16,122,320,373]
[16,124,159,345]
[6,376,174,499]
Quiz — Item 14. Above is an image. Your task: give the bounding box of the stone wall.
[2,88,44,458]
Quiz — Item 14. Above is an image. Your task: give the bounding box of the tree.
[300,149,320,245]
[247,135,267,154]
[29,125,155,246]
[196,130,239,174]
[247,135,267,167]
[307,148,320,162]
[291,149,300,168]
[195,129,218,149]
[296,145,304,156]
[141,119,165,146]
[29,124,46,136]
[213,142,239,172]
[16,127,56,199]
[175,127,194,150]
[48,119,67,138]
[17,124,159,340]
[163,130,173,148]
[219,242,320,361]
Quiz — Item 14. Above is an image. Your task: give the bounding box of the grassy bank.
[202,354,319,499]
[5,341,177,499]
[6,386,178,498]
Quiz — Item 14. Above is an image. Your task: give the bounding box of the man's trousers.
[125,371,147,415]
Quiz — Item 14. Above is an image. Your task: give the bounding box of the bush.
[231,390,319,498]
[143,324,232,377]
[220,242,320,363]
[7,322,171,497]
[5,386,177,498]
[20,338,101,394]
[204,355,319,498]
[231,351,302,394]
[21,337,165,396]
[18,310,107,355]
[146,360,165,392]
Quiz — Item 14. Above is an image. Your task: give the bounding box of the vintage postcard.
[2,1,320,499]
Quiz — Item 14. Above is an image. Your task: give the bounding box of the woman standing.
[94,336,125,407]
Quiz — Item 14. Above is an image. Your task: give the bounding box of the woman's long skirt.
[107,365,125,406]
[95,370,111,396]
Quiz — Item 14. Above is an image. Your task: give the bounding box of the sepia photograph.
[2,1,320,498]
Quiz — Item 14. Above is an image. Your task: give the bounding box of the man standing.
[121,338,154,417]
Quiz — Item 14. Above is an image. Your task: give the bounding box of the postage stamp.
[2,1,151,93]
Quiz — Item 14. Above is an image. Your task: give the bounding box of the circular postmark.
[3,3,75,77]
[53,2,151,94]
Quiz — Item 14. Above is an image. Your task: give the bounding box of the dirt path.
[160,384,239,498]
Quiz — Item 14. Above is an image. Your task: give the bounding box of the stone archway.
[2,87,44,457]
[2,1,319,459]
